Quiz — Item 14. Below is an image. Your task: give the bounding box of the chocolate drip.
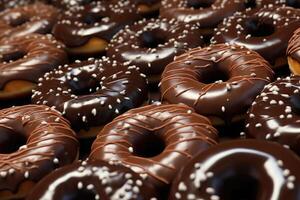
[287,28,300,62]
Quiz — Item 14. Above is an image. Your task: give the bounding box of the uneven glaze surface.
[27,160,159,200]
[90,104,218,188]
[0,105,78,193]
[246,76,300,156]
[107,18,204,76]
[52,1,142,48]
[170,140,300,200]
[0,0,33,11]
[287,27,300,62]
[212,6,300,68]
[32,57,148,131]
[160,44,274,123]
[0,34,67,91]
[0,3,58,39]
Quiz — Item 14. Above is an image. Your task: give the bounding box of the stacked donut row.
[0,0,299,200]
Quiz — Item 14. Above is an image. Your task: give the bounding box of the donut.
[160,0,270,36]
[107,18,205,84]
[212,6,300,71]
[31,57,148,138]
[160,44,274,127]
[287,28,300,75]
[0,105,79,200]
[52,1,142,56]
[245,76,300,156]
[0,3,59,39]
[0,34,68,103]
[169,139,300,200]
[89,104,218,192]
[26,160,159,200]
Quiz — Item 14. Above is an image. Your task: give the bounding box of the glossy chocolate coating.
[0,105,78,193]
[287,27,300,62]
[246,76,300,156]
[170,140,300,200]
[90,104,218,189]
[160,0,269,27]
[107,18,205,77]
[160,44,274,123]
[0,34,68,97]
[26,160,159,200]
[52,1,142,48]
[212,6,300,70]
[49,0,95,9]
[0,3,59,39]
[32,58,148,132]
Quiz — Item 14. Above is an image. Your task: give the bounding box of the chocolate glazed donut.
[160,44,274,127]
[0,3,59,39]
[160,0,269,35]
[107,18,205,84]
[26,160,159,200]
[245,76,300,156]
[52,1,142,56]
[212,6,300,72]
[0,34,67,103]
[170,140,300,200]
[89,104,218,193]
[32,58,148,138]
[287,28,300,75]
[0,105,79,200]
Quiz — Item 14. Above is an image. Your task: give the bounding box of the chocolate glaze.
[160,0,270,28]
[89,104,218,189]
[26,160,159,200]
[170,140,300,200]
[52,1,142,48]
[49,0,94,9]
[32,57,148,132]
[160,44,274,123]
[212,6,300,70]
[0,34,68,95]
[246,76,300,156]
[287,27,300,62]
[0,3,59,39]
[0,105,78,194]
[107,18,205,77]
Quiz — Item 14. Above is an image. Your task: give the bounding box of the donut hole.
[215,170,260,200]
[2,51,26,62]
[83,12,105,25]
[132,132,165,158]
[69,78,100,96]
[187,0,214,9]
[244,0,257,8]
[140,30,167,48]
[245,19,275,37]
[0,127,26,154]
[200,68,229,84]
[286,0,300,8]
